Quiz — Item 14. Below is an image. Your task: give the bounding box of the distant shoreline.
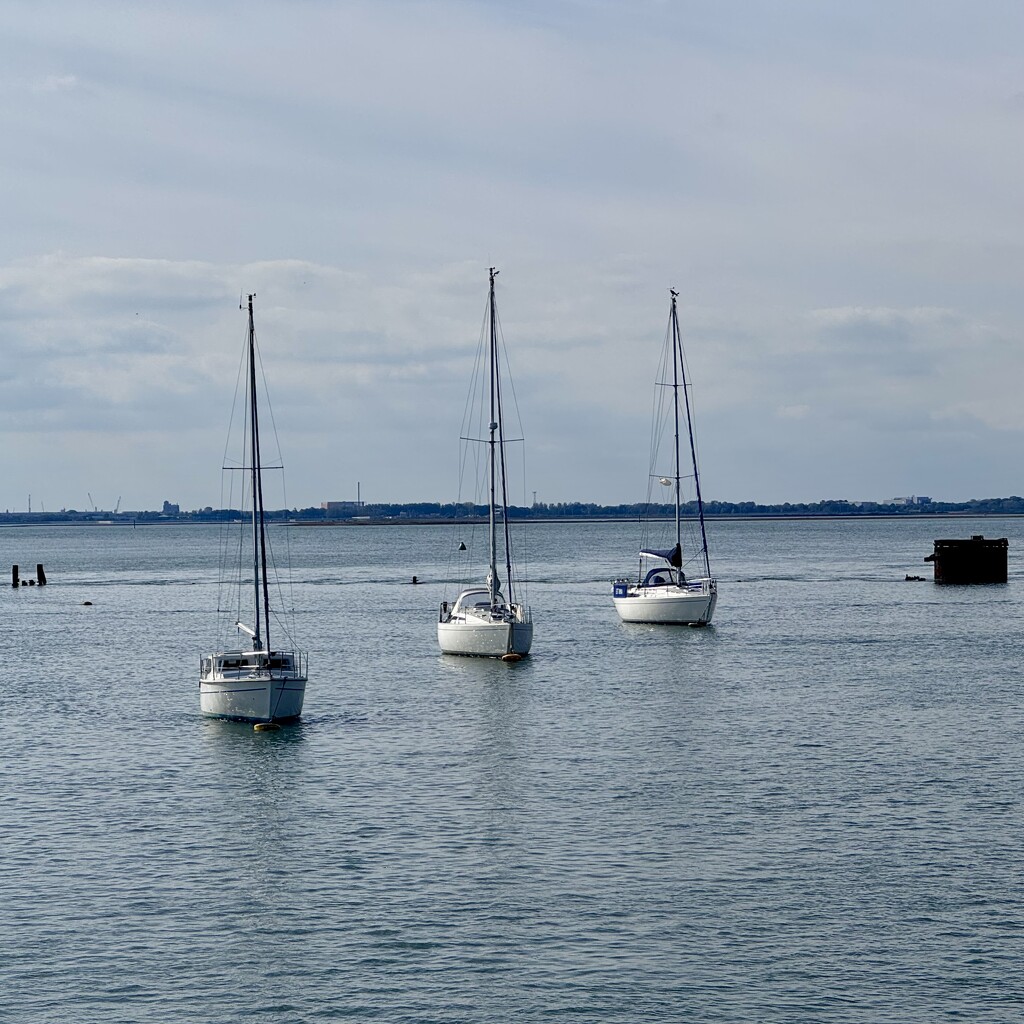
[2,510,1024,529]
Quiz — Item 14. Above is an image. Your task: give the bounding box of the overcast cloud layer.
[2,0,1023,510]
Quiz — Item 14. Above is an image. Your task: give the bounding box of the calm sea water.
[3,517,1023,1023]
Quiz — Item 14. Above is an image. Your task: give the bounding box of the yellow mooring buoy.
[501,653,523,663]
[254,722,281,732]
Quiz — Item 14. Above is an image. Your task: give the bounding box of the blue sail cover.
[639,542,682,567]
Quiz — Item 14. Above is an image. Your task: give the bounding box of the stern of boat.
[199,649,308,721]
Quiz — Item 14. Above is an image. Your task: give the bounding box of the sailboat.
[438,268,533,659]
[612,289,718,625]
[199,295,308,722]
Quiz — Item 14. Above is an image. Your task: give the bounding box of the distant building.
[321,501,363,514]
[890,495,932,506]
[162,500,180,514]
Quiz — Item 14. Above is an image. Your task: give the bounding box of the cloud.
[1,3,1024,507]
[777,405,811,420]
[27,74,78,94]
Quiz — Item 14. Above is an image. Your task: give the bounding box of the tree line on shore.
[4,495,1024,524]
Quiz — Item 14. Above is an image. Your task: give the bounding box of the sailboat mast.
[493,283,515,603]
[497,383,515,602]
[246,294,272,652]
[487,268,499,609]
[674,291,712,577]
[247,296,262,649]
[670,290,682,559]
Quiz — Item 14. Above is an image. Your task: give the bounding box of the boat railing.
[200,649,308,679]
[439,601,531,625]
[686,576,717,591]
[267,649,308,678]
[290,650,309,679]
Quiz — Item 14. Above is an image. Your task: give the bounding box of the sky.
[2,0,1024,510]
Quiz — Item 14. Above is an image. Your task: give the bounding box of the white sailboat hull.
[199,650,307,722]
[438,619,533,657]
[200,677,306,721]
[438,591,533,657]
[613,579,717,625]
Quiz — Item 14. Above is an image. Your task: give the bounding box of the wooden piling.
[12,564,48,587]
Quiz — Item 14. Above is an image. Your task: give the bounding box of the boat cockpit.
[200,650,304,679]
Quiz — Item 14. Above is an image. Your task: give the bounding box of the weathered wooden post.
[12,564,47,586]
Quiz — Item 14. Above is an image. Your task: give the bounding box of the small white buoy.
[254,722,281,732]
